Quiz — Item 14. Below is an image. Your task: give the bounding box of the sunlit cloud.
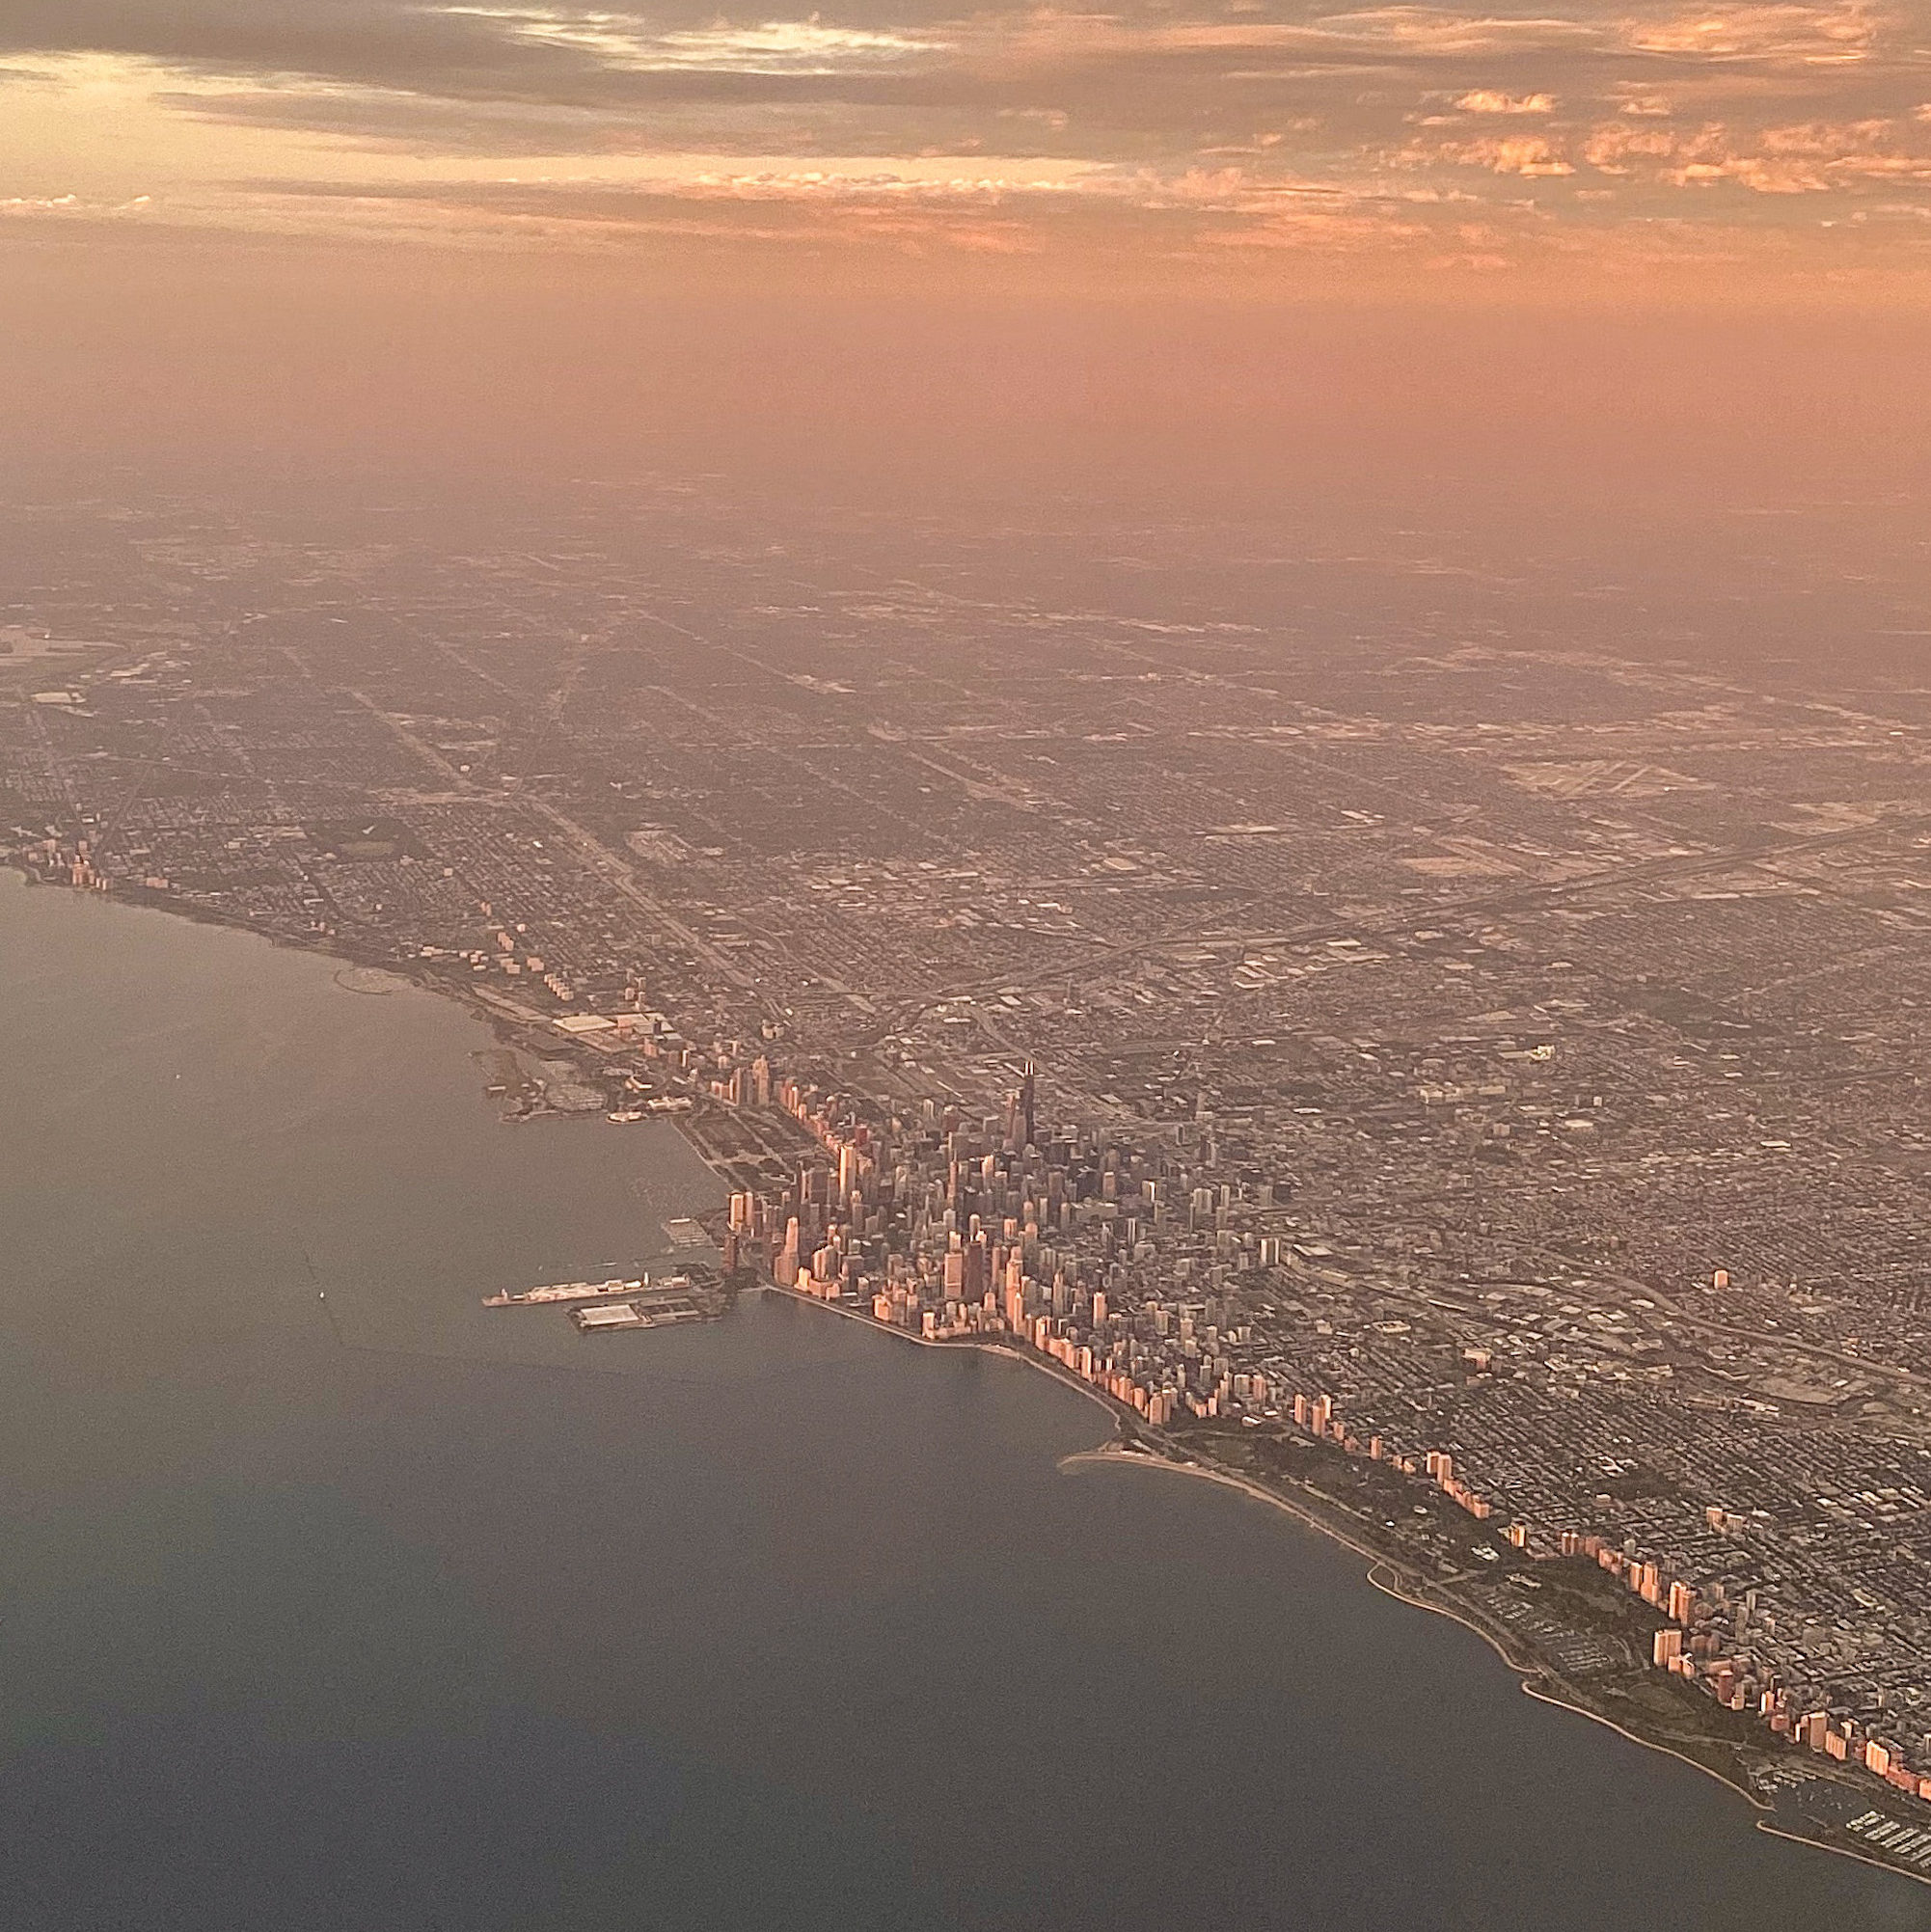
[1447,133,1576,174]
[0,0,1926,287]
[1626,0,1885,62]
[1455,90,1557,114]
[437,7,948,73]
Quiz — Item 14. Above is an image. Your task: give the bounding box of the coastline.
[1054,1441,1931,1891]
[14,868,1929,1896]
[3,870,711,1129]
[761,1280,1126,1427]
[756,1280,1790,1833]
[1754,1820,1931,1891]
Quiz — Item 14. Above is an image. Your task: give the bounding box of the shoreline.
[1,870,732,1134]
[757,1282,1791,1831]
[1053,1440,1931,1893]
[761,1281,1126,1427]
[1754,1819,1931,1891]
[14,867,1929,1895]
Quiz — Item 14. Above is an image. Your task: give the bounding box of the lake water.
[2,870,1925,1932]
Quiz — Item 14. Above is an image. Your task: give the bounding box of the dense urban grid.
[5,486,1931,1879]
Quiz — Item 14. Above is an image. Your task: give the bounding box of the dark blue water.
[1,871,1924,1931]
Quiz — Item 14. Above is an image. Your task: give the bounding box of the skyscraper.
[1006,1060,1037,1153]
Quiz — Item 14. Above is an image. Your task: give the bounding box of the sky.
[2,1,1929,499]
[6,0,1930,285]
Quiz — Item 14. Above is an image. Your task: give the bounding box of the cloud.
[1435,132,1576,173]
[1455,90,1557,114]
[0,0,1927,282]
[1625,0,1884,62]
[1583,110,1930,193]
[438,8,949,75]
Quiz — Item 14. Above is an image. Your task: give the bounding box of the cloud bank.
[2,0,1927,286]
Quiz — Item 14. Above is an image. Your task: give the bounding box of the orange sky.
[3,3,1929,495]
[6,1,1930,289]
